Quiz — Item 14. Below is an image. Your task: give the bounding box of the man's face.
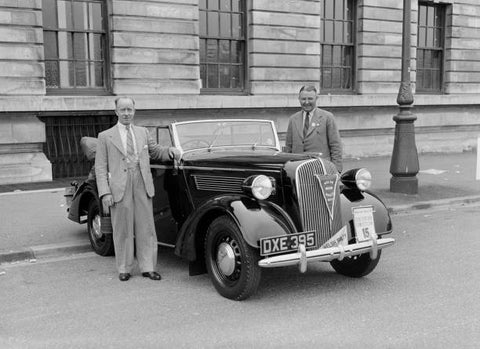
[115,98,135,125]
[298,90,317,113]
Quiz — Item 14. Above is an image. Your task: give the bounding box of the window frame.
[416,1,446,94]
[319,0,356,94]
[42,0,110,95]
[199,0,248,95]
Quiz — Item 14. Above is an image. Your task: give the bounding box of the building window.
[199,0,246,93]
[320,0,355,92]
[42,0,108,93]
[417,2,445,93]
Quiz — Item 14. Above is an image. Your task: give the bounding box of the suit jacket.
[95,124,171,203]
[285,108,343,172]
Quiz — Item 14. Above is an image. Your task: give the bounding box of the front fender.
[340,189,392,237]
[175,194,295,261]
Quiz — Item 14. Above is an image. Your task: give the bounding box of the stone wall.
[110,0,200,95]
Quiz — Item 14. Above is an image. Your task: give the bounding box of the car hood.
[181,149,317,170]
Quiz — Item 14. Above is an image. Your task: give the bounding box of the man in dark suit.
[95,97,180,281]
[285,85,343,172]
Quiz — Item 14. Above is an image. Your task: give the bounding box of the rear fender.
[340,189,392,237]
[67,180,100,223]
[175,195,295,262]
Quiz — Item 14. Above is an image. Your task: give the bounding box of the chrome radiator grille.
[296,159,343,247]
[193,175,244,193]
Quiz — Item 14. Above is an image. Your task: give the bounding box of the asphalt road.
[1,204,479,348]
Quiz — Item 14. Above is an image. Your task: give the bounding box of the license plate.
[352,206,377,242]
[260,231,317,256]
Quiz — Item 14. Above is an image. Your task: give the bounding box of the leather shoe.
[142,271,161,280]
[119,273,130,281]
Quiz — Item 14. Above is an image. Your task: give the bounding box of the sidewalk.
[1,152,479,265]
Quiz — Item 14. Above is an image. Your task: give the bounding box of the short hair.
[299,85,317,95]
[114,96,135,108]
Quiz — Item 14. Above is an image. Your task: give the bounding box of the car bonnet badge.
[314,174,339,220]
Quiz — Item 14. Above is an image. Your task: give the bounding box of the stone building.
[0,0,479,183]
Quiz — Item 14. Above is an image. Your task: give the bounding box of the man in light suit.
[285,85,343,172]
[95,97,180,281]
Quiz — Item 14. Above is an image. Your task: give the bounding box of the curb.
[1,195,480,265]
[0,240,91,265]
[387,195,480,214]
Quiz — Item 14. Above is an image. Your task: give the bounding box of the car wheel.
[330,250,381,278]
[205,216,261,301]
[87,200,114,256]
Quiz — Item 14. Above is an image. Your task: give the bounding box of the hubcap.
[216,242,236,276]
[92,214,103,239]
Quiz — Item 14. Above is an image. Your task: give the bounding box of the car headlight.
[243,175,275,200]
[341,168,372,191]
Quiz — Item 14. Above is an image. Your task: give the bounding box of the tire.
[87,200,114,256]
[205,216,261,301]
[330,250,381,278]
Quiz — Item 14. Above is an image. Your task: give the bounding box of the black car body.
[66,119,394,300]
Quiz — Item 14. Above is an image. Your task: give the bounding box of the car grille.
[296,159,343,247]
[193,175,244,193]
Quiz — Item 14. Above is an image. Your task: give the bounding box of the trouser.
[110,166,158,274]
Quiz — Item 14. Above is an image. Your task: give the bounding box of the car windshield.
[173,120,280,152]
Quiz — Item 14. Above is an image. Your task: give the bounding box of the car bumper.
[258,236,395,273]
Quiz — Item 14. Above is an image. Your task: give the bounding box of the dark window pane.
[334,21,343,43]
[72,1,85,30]
[73,32,86,60]
[91,3,103,31]
[231,13,242,38]
[200,64,206,87]
[418,27,426,46]
[419,5,426,26]
[426,28,434,47]
[44,32,58,59]
[199,11,207,36]
[322,68,332,88]
[322,45,332,65]
[208,0,218,10]
[220,65,230,88]
[231,41,242,63]
[232,0,240,12]
[68,61,75,86]
[219,40,230,63]
[200,38,206,62]
[346,0,353,20]
[324,20,334,42]
[325,1,334,19]
[335,0,344,19]
[207,12,219,36]
[207,64,218,88]
[45,61,59,87]
[434,28,442,47]
[344,22,352,43]
[220,13,231,37]
[75,61,87,86]
[93,62,103,87]
[66,32,74,59]
[231,65,240,88]
[43,0,57,28]
[220,0,231,11]
[92,34,102,61]
[206,39,218,62]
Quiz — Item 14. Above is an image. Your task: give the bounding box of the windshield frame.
[170,119,282,154]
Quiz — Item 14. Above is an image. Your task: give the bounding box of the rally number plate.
[352,206,377,242]
[260,231,317,256]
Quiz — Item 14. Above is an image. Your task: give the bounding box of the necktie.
[126,125,135,158]
[303,112,310,138]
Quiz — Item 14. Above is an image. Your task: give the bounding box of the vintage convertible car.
[66,119,395,300]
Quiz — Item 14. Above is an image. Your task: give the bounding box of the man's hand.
[168,147,181,160]
[101,194,114,215]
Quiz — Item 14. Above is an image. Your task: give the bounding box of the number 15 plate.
[352,206,377,242]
